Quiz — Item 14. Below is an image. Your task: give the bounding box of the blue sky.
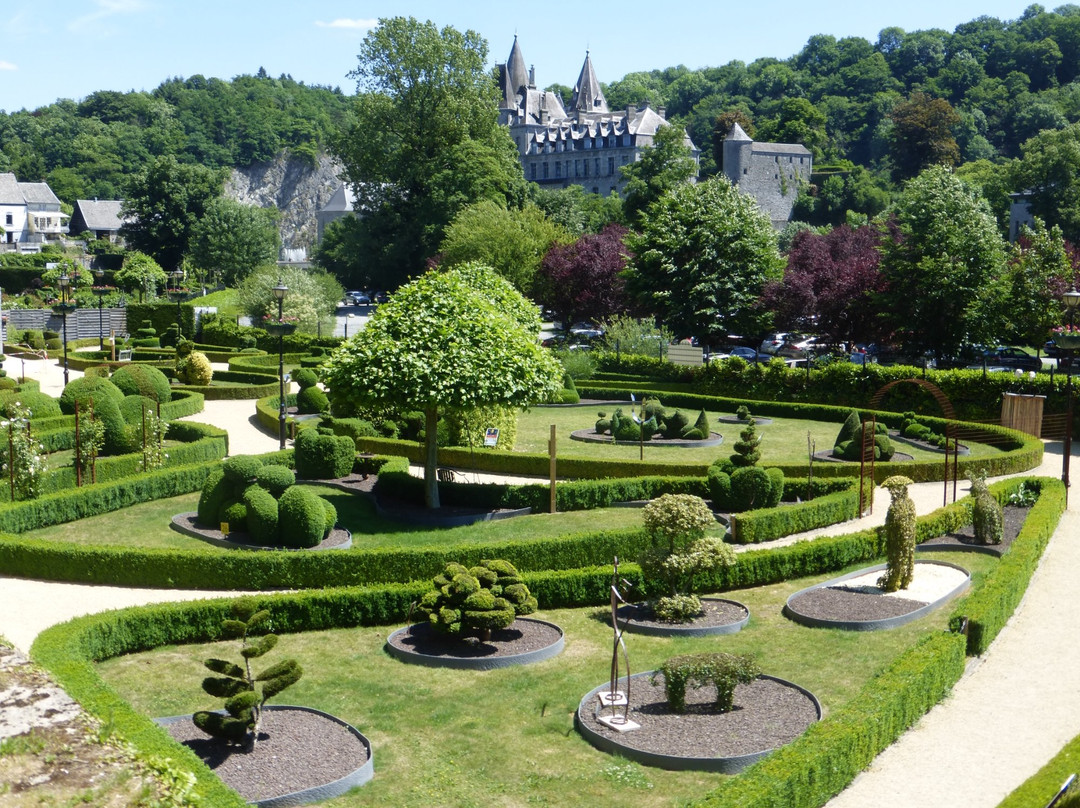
[1,0,1040,113]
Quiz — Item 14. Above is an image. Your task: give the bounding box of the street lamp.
[1061,289,1080,505]
[272,279,289,450]
[170,269,185,337]
[93,268,107,350]
[57,272,71,386]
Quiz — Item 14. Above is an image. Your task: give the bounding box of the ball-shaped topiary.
[764,467,785,508]
[176,351,213,386]
[243,484,280,545]
[111,364,172,403]
[118,395,160,425]
[220,499,248,532]
[254,464,295,498]
[706,466,732,511]
[222,455,263,487]
[1,391,62,419]
[730,466,773,511]
[296,386,329,415]
[277,486,326,548]
[290,367,319,390]
[198,468,228,525]
[321,498,337,538]
[59,377,125,415]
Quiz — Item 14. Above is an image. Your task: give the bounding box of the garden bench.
[436,468,457,483]
[117,348,133,361]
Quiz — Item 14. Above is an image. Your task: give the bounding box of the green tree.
[114,251,168,302]
[623,176,784,341]
[887,91,961,181]
[1013,123,1080,242]
[620,124,699,225]
[119,155,225,270]
[878,166,1007,360]
[438,200,569,294]
[236,264,342,333]
[188,198,281,286]
[321,264,562,508]
[529,185,624,236]
[332,17,525,286]
[1004,218,1075,351]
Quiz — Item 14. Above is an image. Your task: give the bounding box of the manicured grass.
[517,405,1004,465]
[18,486,650,551]
[96,550,996,808]
[193,289,241,318]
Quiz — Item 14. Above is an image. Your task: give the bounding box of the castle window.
[593,186,599,194]
[789,157,793,163]
[531,164,536,180]
[543,163,550,179]
[584,160,590,177]
[608,157,615,175]
[743,168,748,174]
[622,155,629,165]
[595,158,600,176]
[555,162,562,178]
[575,160,581,177]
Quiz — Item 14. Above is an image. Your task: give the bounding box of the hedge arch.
[869,378,956,421]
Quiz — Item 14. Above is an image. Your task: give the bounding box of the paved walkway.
[0,358,1076,806]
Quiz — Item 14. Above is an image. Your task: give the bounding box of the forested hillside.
[3,6,1080,235]
[0,71,351,202]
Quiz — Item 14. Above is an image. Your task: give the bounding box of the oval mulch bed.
[615,598,749,637]
[158,705,372,807]
[570,428,723,448]
[170,513,351,551]
[716,415,773,425]
[812,449,915,463]
[784,560,970,631]
[385,617,564,670]
[577,671,821,773]
[917,505,1030,556]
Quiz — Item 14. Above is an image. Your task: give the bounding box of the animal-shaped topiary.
[971,473,1003,545]
[193,597,303,750]
[416,559,537,641]
[878,476,916,592]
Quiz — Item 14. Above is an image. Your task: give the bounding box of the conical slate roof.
[570,51,608,114]
[506,35,530,94]
[727,122,752,141]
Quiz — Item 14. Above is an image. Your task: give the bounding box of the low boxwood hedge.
[227,352,309,373]
[171,369,279,400]
[730,488,860,544]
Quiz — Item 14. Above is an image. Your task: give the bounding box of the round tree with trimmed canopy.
[321,263,562,508]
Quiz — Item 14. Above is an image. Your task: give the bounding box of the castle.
[722,123,812,228]
[497,37,698,197]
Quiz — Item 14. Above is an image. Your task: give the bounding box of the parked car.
[759,332,791,355]
[775,335,822,359]
[728,346,772,363]
[966,346,1043,373]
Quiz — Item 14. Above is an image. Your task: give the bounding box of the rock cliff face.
[224,152,346,260]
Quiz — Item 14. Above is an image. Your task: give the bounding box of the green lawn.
[516,405,1004,465]
[19,485,649,551]
[96,550,996,808]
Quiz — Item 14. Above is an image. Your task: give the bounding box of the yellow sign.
[220,522,229,535]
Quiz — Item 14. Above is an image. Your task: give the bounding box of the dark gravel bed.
[580,674,819,758]
[387,618,561,659]
[172,514,350,550]
[570,428,723,445]
[812,449,915,463]
[918,505,1030,556]
[618,599,748,630]
[787,587,928,621]
[163,708,368,803]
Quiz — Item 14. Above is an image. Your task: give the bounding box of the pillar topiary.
[878,475,916,592]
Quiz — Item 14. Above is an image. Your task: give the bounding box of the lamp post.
[57,272,71,386]
[170,269,185,337]
[272,280,289,450]
[1061,289,1080,506]
[93,268,107,350]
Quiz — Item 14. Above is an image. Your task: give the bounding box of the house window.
[4,213,11,226]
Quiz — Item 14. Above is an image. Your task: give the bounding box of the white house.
[0,173,69,251]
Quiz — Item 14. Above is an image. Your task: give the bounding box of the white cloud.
[315,18,378,30]
[0,61,15,71]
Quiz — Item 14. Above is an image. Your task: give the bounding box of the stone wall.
[224,152,346,260]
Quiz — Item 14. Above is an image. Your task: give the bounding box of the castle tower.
[569,51,608,115]
[723,122,753,184]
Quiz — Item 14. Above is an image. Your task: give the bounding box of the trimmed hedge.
[171,369,280,400]
[730,488,860,544]
[256,392,297,433]
[949,477,1065,656]
[691,632,967,808]
[227,352,310,373]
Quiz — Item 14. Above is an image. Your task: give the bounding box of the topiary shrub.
[198,468,228,525]
[277,486,326,548]
[655,652,761,713]
[971,473,1003,545]
[192,597,303,750]
[735,405,750,421]
[45,337,62,351]
[730,466,772,512]
[706,465,732,511]
[416,559,536,641]
[693,408,710,437]
[294,428,355,479]
[133,320,160,348]
[291,367,319,390]
[118,395,159,425]
[321,498,337,538]
[296,386,329,415]
[594,415,611,435]
[254,464,295,498]
[83,366,110,379]
[176,351,213,385]
[243,484,280,545]
[22,330,45,350]
[222,455,263,487]
[764,467,785,508]
[639,494,734,622]
[662,410,689,439]
[111,364,172,403]
[1,391,61,419]
[835,409,861,444]
[59,377,124,415]
[613,416,641,442]
[878,476,916,592]
[833,419,894,461]
[730,418,761,467]
[680,426,704,440]
[221,499,248,532]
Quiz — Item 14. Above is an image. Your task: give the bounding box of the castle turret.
[723,122,753,184]
[570,51,608,114]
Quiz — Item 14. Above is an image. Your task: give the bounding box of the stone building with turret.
[722,123,812,228]
[497,37,698,197]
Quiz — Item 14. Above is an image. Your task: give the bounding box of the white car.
[759,332,790,354]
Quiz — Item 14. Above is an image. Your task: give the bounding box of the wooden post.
[110,329,116,362]
[8,422,13,502]
[549,424,557,514]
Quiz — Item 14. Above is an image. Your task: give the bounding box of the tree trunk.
[424,405,440,509]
